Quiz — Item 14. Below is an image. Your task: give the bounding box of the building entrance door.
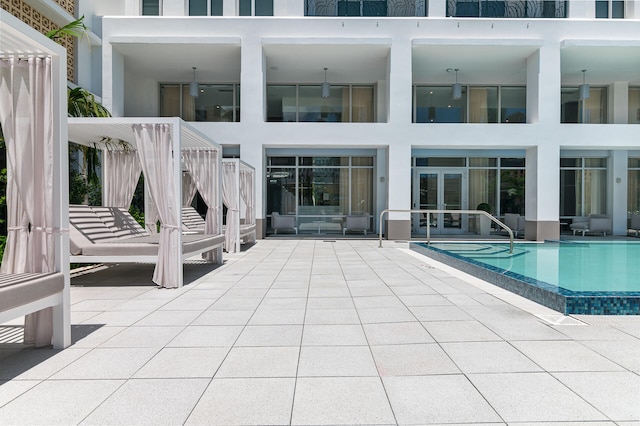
[412,169,467,234]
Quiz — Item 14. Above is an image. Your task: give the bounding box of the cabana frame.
[0,11,70,348]
[67,117,224,288]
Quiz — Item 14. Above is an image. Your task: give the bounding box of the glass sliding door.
[413,169,466,234]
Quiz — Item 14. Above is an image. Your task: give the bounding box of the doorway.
[412,169,467,234]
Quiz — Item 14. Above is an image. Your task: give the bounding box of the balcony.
[446,0,567,18]
[306,0,426,17]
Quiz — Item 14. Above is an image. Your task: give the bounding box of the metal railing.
[378,209,514,253]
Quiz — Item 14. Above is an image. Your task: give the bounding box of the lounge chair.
[343,214,369,235]
[570,214,612,236]
[182,206,256,248]
[271,212,297,235]
[503,213,525,237]
[629,214,640,236]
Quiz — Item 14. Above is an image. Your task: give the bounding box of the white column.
[610,82,629,124]
[627,0,640,18]
[385,39,412,239]
[163,0,186,16]
[527,43,560,125]
[101,40,125,116]
[568,0,595,18]
[525,144,560,241]
[428,0,447,17]
[223,0,236,15]
[240,37,266,237]
[611,150,628,235]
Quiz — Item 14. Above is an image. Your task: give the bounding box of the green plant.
[45,16,88,42]
[128,206,145,229]
[476,202,492,213]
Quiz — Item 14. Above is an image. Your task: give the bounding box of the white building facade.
[71,0,640,240]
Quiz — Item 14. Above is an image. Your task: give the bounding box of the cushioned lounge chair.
[629,214,640,236]
[272,212,297,235]
[343,214,369,235]
[503,213,525,237]
[570,215,612,236]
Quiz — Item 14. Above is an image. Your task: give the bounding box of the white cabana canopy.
[67,117,223,288]
[0,11,70,348]
[222,159,256,253]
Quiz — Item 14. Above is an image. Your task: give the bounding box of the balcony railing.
[446,0,567,18]
[306,0,426,17]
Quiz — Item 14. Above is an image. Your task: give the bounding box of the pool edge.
[409,242,640,315]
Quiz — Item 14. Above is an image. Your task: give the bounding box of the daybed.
[68,117,225,288]
[70,205,224,262]
[0,13,70,348]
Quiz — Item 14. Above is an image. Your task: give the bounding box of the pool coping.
[409,242,640,315]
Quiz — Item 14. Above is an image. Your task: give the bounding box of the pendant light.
[449,68,462,100]
[321,67,330,98]
[578,69,590,101]
[189,66,199,98]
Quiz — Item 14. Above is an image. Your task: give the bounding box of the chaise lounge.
[569,215,612,236]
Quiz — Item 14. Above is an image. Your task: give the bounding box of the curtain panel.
[103,148,142,209]
[0,57,56,346]
[182,171,198,207]
[132,123,180,288]
[240,168,255,225]
[182,149,221,261]
[222,162,240,252]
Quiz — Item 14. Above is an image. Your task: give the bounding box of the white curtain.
[103,148,142,209]
[182,149,221,261]
[222,162,240,252]
[240,168,255,225]
[0,57,55,346]
[182,171,198,207]
[469,88,488,123]
[132,123,180,288]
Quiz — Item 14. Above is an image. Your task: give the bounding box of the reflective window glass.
[501,87,526,123]
[415,87,467,123]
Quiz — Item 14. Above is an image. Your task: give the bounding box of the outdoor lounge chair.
[182,206,206,233]
[570,215,612,236]
[271,212,298,235]
[629,213,640,236]
[343,214,369,235]
[503,213,525,237]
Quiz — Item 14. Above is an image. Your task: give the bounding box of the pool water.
[411,241,640,314]
[427,241,640,293]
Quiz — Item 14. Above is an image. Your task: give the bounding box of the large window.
[561,87,607,123]
[266,156,375,232]
[142,0,161,15]
[160,83,240,122]
[560,157,608,217]
[413,86,525,124]
[596,0,625,18]
[240,0,273,15]
[189,0,223,15]
[306,0,427,16]
[446,0,567,18]
[267,85,375,122]
[629,157,640,214]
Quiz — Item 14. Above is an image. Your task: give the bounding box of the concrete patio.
[0,239,639,425]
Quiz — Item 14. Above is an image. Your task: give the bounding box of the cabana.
[222,159,256,253]
[67,117,224,288]
[0,12,70,348]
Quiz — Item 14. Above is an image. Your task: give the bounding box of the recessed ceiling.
[561,46,640,85]
[113,43,241,82]
[264,44,390,84]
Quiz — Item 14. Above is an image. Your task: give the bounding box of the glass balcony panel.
[415,87,467,123]
[501,87,526,123]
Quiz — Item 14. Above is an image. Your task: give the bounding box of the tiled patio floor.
[1,239,639,425]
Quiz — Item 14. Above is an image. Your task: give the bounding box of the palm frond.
[46,16,88,42]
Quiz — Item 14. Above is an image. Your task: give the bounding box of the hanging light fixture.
[321,67,330,98]
[578,69,590,101]
[447,68,462,100]
[189,66,199,98]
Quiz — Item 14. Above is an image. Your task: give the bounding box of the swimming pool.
[410,241,640,315]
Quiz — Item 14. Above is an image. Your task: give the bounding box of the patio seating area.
[1,240,638,425]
